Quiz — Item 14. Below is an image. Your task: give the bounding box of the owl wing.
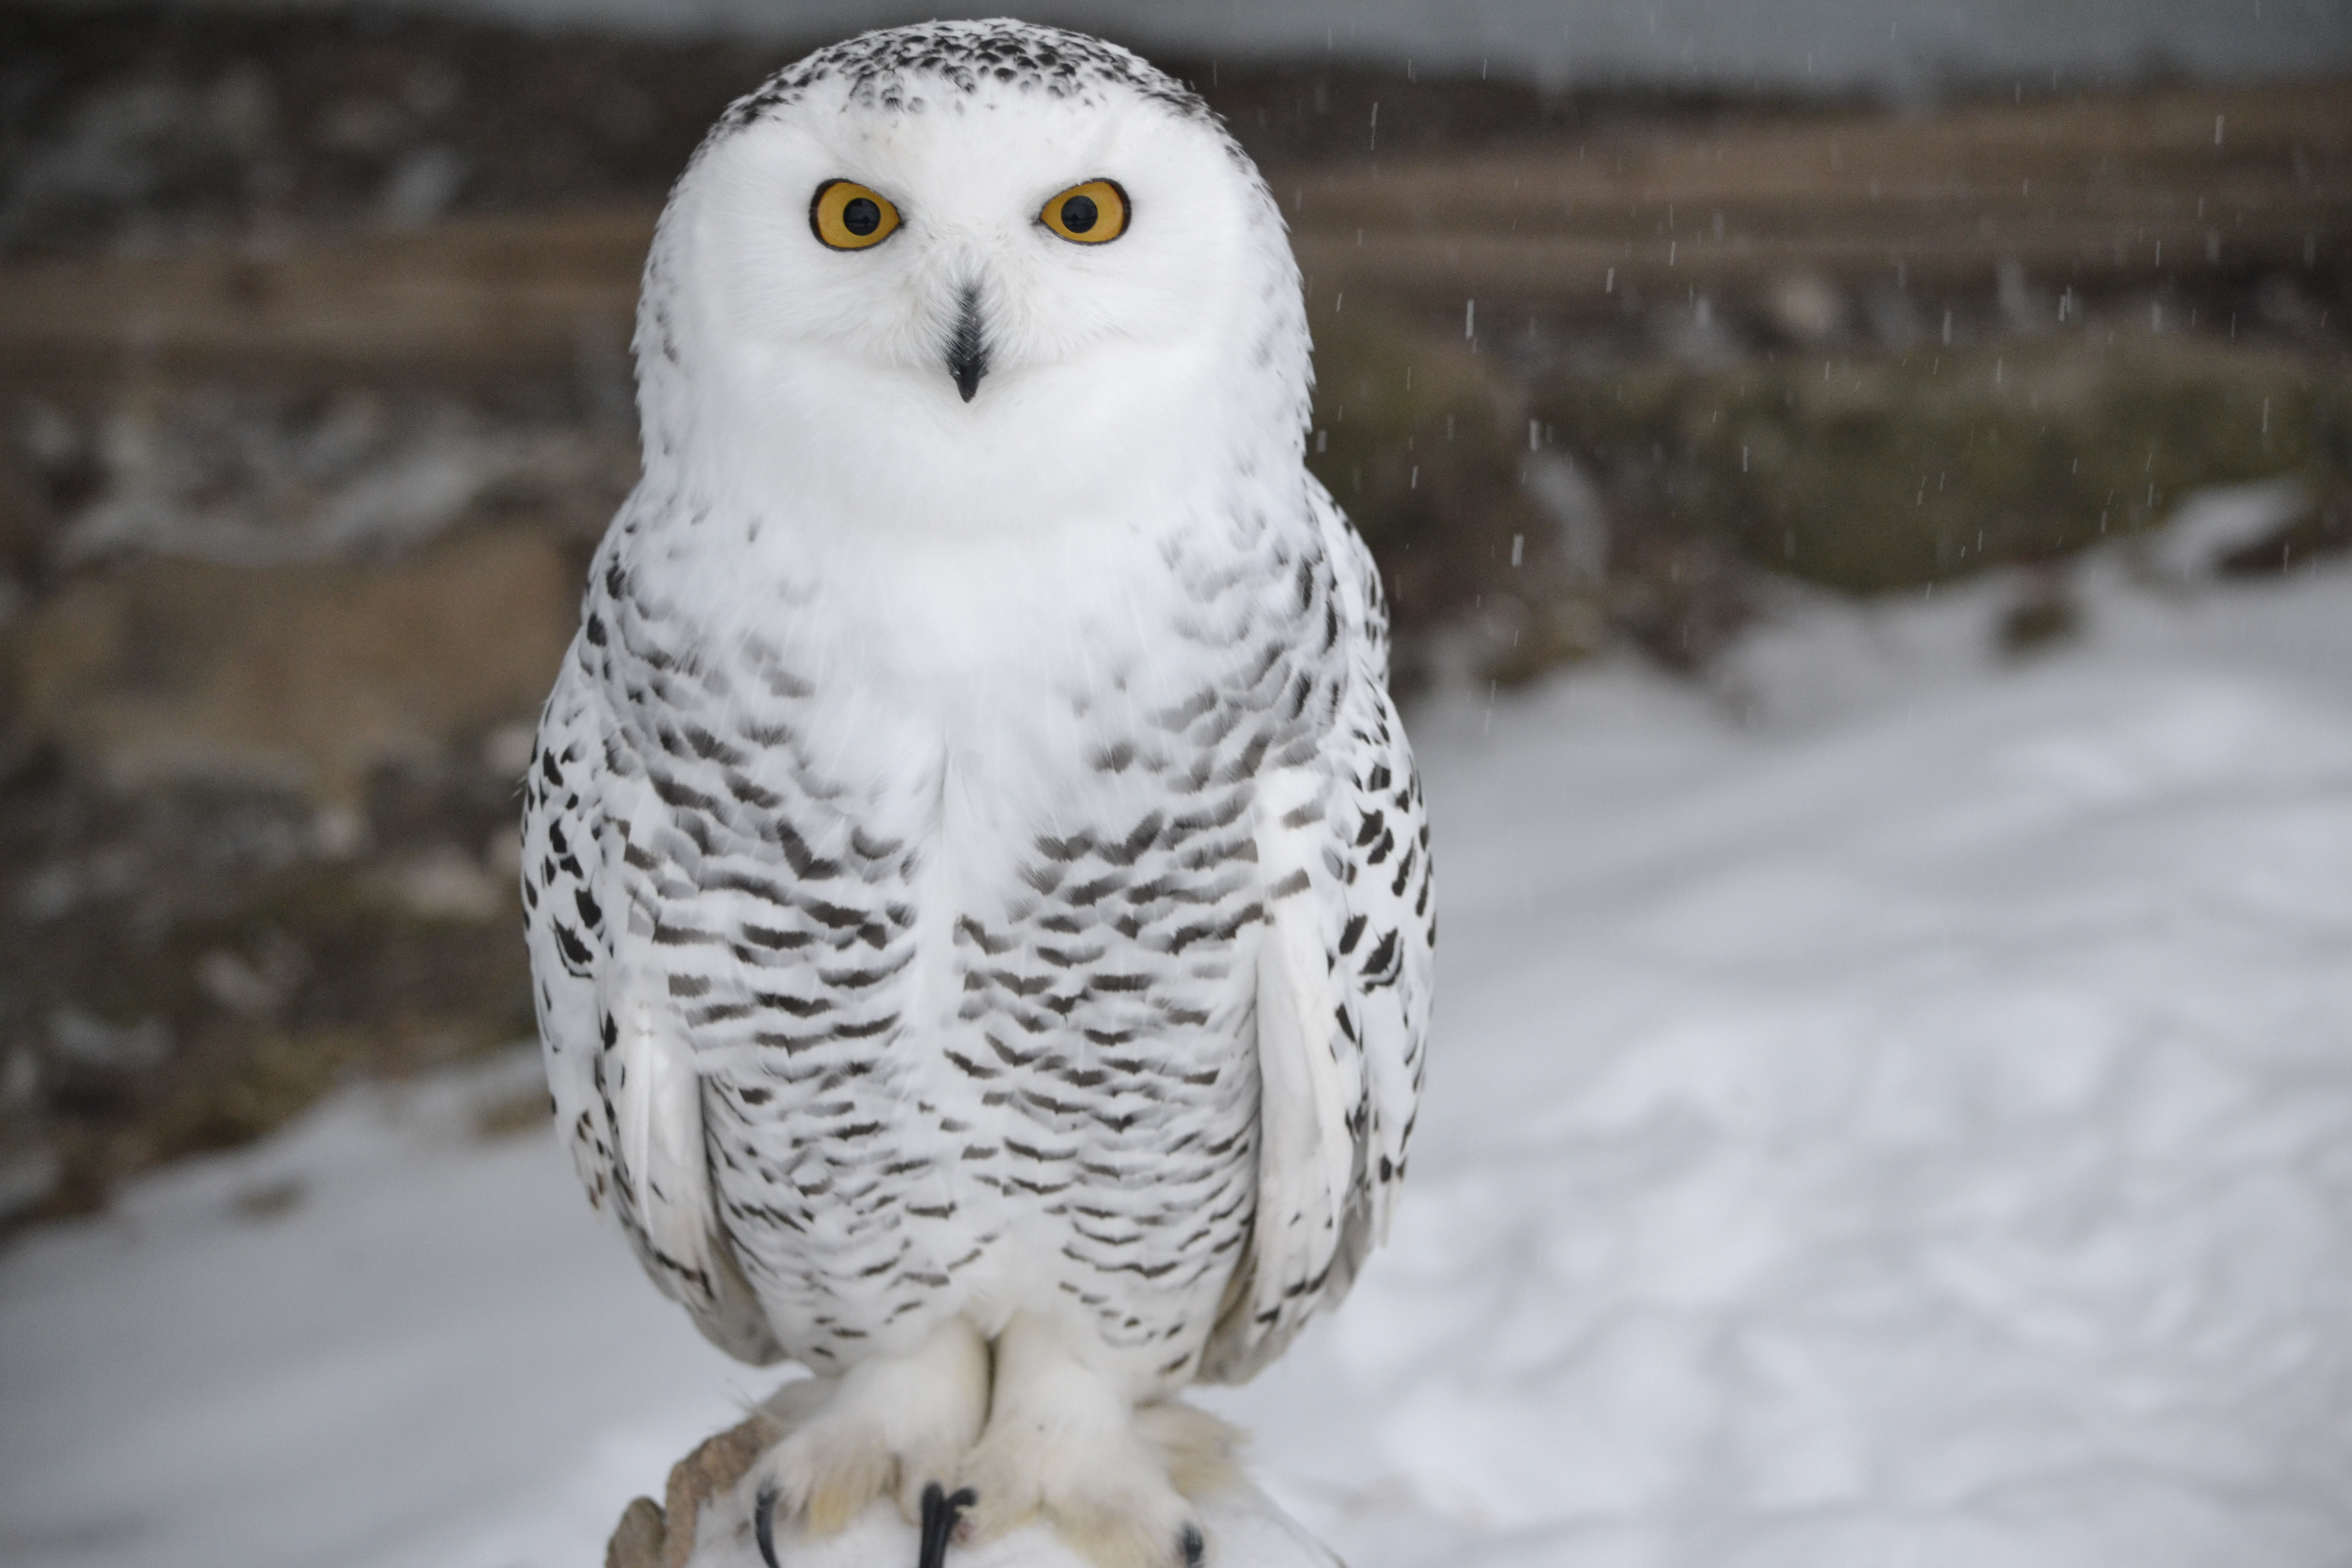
[523,635,784,1365]
[1203,482,1434,1383]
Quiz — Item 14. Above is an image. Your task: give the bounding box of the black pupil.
[842,197,881,236]
[1060,194,1099,234]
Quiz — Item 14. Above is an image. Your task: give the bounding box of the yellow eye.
[1040,179,1129,244]
[810,180,900,250]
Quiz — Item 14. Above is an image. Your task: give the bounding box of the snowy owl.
[521,21,1431,1568]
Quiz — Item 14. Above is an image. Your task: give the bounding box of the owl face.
[642,33,1308,539]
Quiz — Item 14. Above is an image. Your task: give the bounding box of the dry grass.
[1286,79,2350,310]
[0,82,2340,387]
[0,209,649,388]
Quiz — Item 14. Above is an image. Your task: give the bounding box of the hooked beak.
[946,284,988,403]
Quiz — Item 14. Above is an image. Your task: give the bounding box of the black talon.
[1180,1523,1206,1567]
[917,1482,976,1568]
[755,1479,782,1568]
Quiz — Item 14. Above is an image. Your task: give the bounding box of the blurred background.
[0,3,2347,1566]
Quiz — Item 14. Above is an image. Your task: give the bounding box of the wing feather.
[523,642,783,1365]
[1202,482,1433,1382]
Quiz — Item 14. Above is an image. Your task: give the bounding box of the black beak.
[947,284,988,403]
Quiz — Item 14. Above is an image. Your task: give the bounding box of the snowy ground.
[5,524,2350,1568]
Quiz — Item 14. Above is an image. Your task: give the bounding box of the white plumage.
[520,23,1431,1568]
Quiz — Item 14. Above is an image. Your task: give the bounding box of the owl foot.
[755,1318,989,1544]
[953,1315,1215,1568]
[955,1432,1204,1568]
[754,1467,982,1568]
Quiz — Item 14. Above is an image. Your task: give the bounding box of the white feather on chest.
[590,455,1320,1366]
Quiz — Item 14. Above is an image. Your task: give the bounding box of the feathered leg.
[758,1317,990,1539]
[956,1313,1227,1568]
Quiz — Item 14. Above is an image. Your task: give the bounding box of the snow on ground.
[0,1052,752,1568]
[6,533,2351,1568]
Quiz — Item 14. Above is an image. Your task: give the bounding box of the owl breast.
[605,483,1333,1387]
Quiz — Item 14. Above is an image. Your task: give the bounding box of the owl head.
[636,22,1311,536]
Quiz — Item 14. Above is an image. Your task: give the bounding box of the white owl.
[521,22,1432,1568]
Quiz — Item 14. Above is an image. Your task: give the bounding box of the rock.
[2147,477,2314,584]
[370,845,508,923]
[607,1397,1341,1568]
[5,526,575,804]
[1765,270,1846,345]
[194,946,293,1017]
[46,1007,173,1075]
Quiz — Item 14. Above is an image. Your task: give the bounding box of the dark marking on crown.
[705,22,1218,149]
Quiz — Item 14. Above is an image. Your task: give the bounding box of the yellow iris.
[810,180,901,250]
[1040,180,1129,244]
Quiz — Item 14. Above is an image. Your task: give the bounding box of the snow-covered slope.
[5,546,2349,1568]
